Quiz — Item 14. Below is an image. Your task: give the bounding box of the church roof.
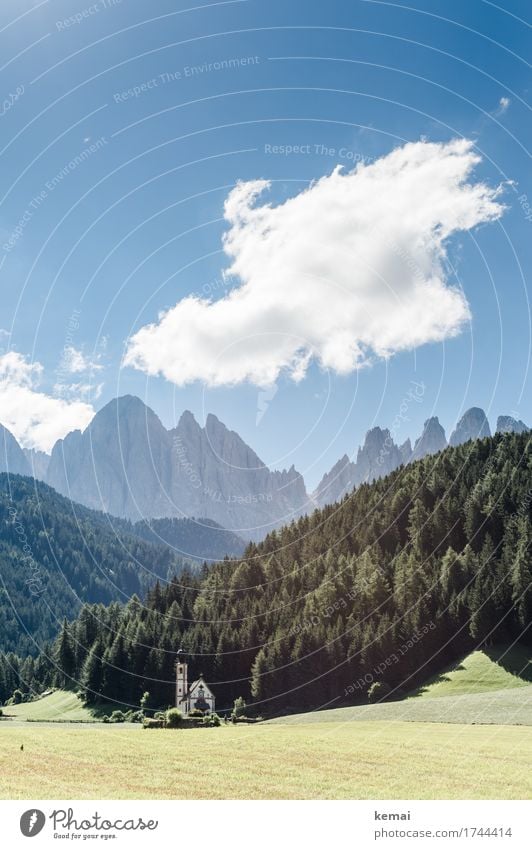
[189,676,214,697]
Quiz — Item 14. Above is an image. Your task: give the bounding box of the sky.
[0,0,530,489]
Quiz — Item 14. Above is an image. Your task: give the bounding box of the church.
[175,647,216,716]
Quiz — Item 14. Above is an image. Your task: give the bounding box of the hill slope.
[0,474,191,656]
[413,646,532,698]
[267,686,532,726]
[131,516,247,560]
[2,689,96,722]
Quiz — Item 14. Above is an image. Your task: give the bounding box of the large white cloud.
[125,139,505,387]
[0,351,95,452]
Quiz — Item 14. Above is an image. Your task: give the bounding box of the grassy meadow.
[0,719,531,800]
[1,648,531,799]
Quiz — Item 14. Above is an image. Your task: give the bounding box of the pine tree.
[81,640,104,704]
[55,619,76,689]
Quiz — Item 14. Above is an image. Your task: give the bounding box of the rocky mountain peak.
[399,439,412,464]
[449,407,491,447]
[411,416,447,461]
[496,415,529,435]
[355,426,403,485]
[0,424,30,476]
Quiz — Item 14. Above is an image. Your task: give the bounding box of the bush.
[110,710,126,723]
[367,681,392,703]
[102,715,110,723]
[188,708,204,718]
[232,696,247,719]
[12,689,23,705]
[154,711,166,721]
[166,708,184,728]
[202,713,221,727]
[143,718,165,729]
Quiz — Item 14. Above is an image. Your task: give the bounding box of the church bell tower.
[175,647,188,709]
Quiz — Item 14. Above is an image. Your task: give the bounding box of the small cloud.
[0,351,95,452]
[0,329,10,353]
[58,345,103,375]
[53,381,104,402]
[494,97,510,116]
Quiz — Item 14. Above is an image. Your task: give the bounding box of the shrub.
[166,708,184,728]
[102,715,110,723]
[232,696,247,718]
[367,681,392,703]
[154,711,166,721]
[143,718,165,729]
[110,710,126,723]
[12,689,23,705]
[188,708,204,718]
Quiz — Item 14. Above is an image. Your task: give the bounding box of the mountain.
[496,415,529,435]
[23,448,50,480]
[0,424,30,476]
[0,474,192,656]
[399,438,412,464]
[410,416,447,461]
[31,430,532,712]
[131,516,247,561]
[10,397,528,537]
[46,396,309,541]
[449,407,491,447]
[46,395,177,520]
[314,427,404,508]
[315,408,493,508]
[313,455,356,508]
[354,426,403,485]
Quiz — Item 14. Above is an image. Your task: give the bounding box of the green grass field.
[1,647,531,799]
[268,685,532,726]
[412,646,532,698]
[2,690,97,722]
[0,720,530,800]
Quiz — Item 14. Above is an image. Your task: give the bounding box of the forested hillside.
[0,475,191,657]
[130,517,247,560]
[6,432,532,713]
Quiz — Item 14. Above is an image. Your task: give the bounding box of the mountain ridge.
[0,399,529,534]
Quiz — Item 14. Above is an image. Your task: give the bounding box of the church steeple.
[175,646,188,707]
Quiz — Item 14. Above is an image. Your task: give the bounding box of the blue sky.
[0,0,530,488]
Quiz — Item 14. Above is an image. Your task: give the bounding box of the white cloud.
[125,138,505,387]
[53,381,104,402]
[0,351,95,452]
[58,344,102,375]
[495,96,510,115]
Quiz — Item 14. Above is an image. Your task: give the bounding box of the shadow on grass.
[409,664,466,698]
[408,643,532,699]
[486,645,532,683]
